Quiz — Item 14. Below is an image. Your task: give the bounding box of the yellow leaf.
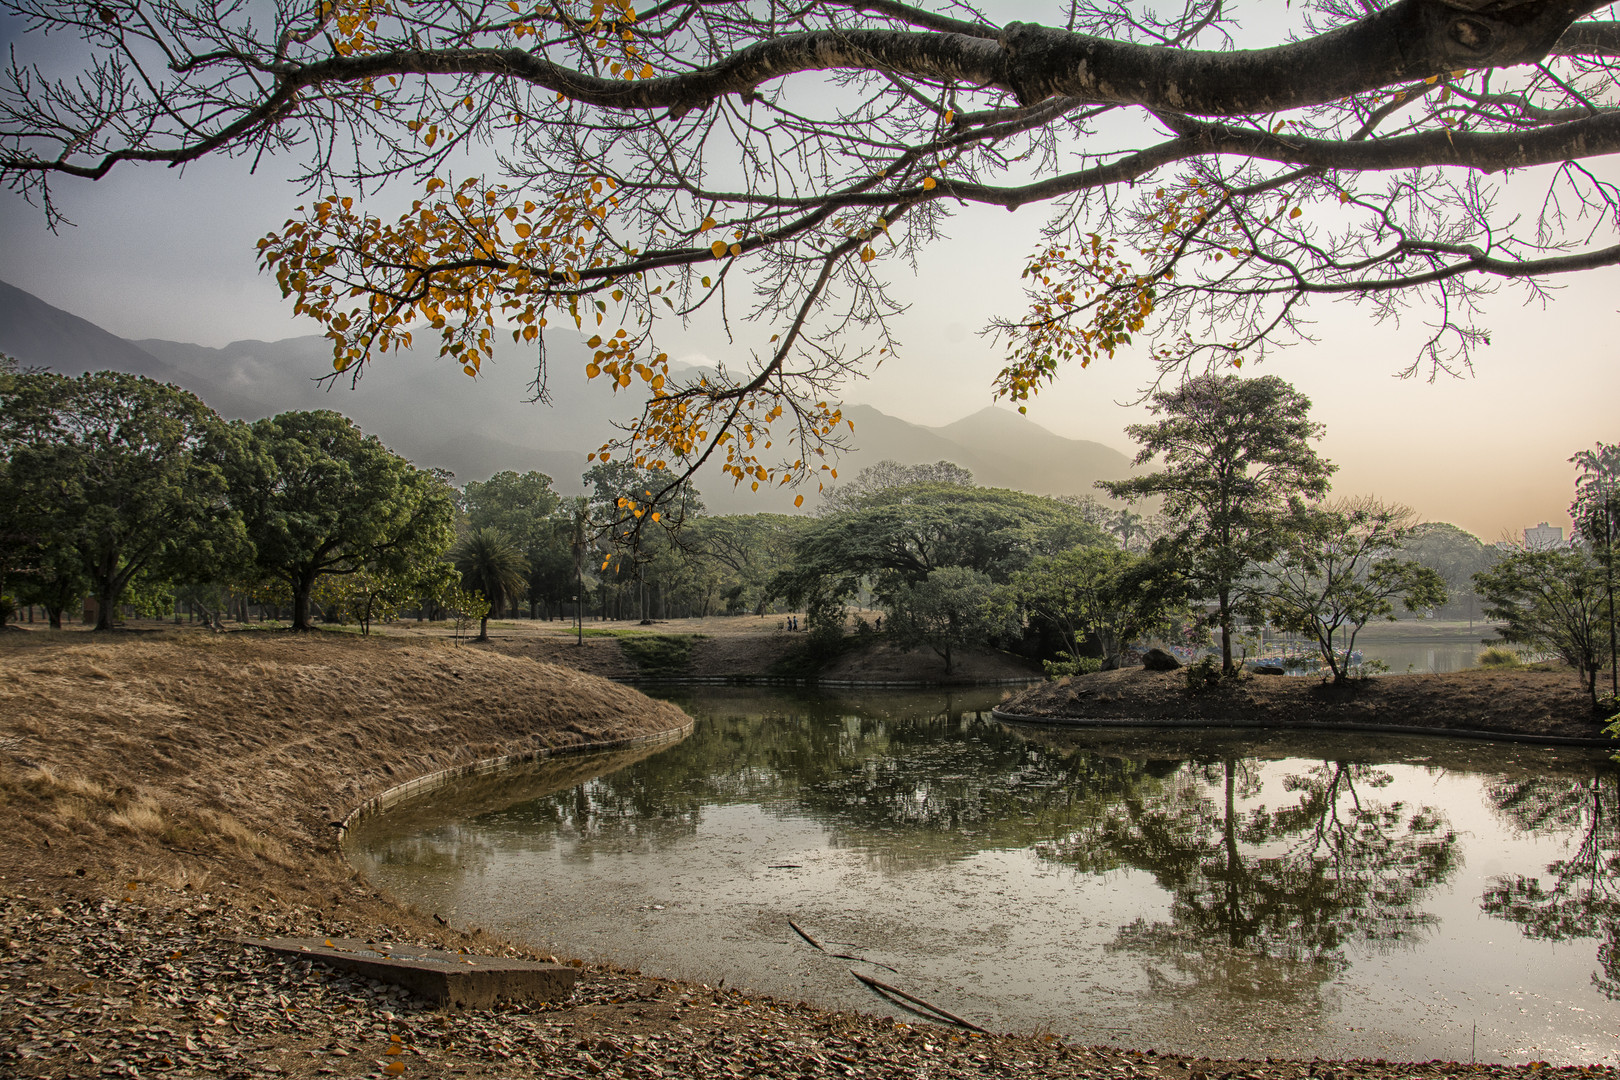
[640,64,653,78]
[860,246,875,263]
[729,243,742,256]
[944,109,954,122]
[711,240,727,258]
[1289,207,1302,219]
[701,275,711,287]
[651,511,661,522]
[922,177,936,190]
[385,1061,405,1075]
[1338,191,1350,204]
[794,494,804,507]
[586,363,601,378]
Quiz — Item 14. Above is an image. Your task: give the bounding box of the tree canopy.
[1102,372,1334,673]
[227,410,457,630]
[5,0,1620,513]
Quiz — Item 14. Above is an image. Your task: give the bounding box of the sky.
[2,5,1615,542]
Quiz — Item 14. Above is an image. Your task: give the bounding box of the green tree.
[1571,443,1620,703]
[1012,546,1186,671]
[820,460,974,514]
[463,469,569,616]
[1261,499,1448,683]
[6,372,239,631]
[1399,522,1498,622]
[228,410,456,631]
[886,566,1017,675]
[1475,549,1613,711]
[450,527,529,641]
[1102,374,1335,676]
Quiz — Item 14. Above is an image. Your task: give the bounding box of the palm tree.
[450,527,528,641]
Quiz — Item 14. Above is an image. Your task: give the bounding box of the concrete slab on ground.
[244,936,577,1009]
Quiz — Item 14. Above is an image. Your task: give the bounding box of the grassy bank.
[1,630,1614,1078]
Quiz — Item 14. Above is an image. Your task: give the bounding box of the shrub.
[1043,652,1103,680]
[1477,646,1522,669]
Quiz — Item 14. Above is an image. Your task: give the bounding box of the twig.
[788,920,823,950]
[787,920,900,972]
[849,969,989,1033]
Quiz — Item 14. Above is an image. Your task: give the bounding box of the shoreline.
[2,630,1615,1077]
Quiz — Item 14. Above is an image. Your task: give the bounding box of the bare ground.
[0,627,1614,1079]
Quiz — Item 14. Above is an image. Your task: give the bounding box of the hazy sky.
[2,7,1615,542]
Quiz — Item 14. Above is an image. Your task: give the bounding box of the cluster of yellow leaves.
[256,172,627,376]
[322,0,394,58]
[995,234,1156,412]
[599,384,845,519]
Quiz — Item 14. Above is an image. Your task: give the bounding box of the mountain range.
[0,278,1134,514]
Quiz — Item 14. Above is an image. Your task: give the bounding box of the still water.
[347,687,1620,1064]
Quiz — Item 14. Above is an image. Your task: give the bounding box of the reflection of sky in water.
[348,687,1620,1065]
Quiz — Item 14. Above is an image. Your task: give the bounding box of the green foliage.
[1102,374,1335,675]
[885,566,1019,674]
[2,370,241,630]
[1477,646,1522,669]
[227,410,456,630]
[772,482,1111,622]
[1011,546,1185,670]
[616,634,699,678]
[1260,498,1447,683]
[1183,655,1227,694]
[450,526,529,639]
[1475,548,1614,710]
[1399,522,1498,619]
[1042,652,1104,680]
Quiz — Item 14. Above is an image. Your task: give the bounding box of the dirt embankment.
[1002,666,1614,743]
[1,631,1614,1080]
[0,632,691,921]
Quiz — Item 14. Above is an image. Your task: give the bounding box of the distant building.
[1524,522,1565,550]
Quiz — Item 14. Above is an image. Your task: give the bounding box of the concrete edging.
[989,707,1617,748]
[336,717,695,839]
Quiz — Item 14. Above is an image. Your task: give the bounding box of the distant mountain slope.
[2,278,1135,513]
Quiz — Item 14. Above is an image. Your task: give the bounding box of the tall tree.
[450,527,529,641]
[1475,548,1612,711]
[6,1,1620,511]
[228,411,456,630]
[886,566,1017,675]
[1261,499,1447,683]
[463,469,569,617]
[5,372,238,630]
[1102,374,1335,675]
[1570,444,1620,702]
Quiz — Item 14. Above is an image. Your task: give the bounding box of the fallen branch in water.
[787,920,899,973]
[849,969,989,1033]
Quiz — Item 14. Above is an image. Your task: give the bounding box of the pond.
[346,687,1620,1065]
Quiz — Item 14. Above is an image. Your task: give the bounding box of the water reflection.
[1482,774,1620,1000]
[348,687,1620,1063]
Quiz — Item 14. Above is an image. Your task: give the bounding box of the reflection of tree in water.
[1039,757,1458,1009]
[1481,771,1620,1000]
[486,690,1170,867]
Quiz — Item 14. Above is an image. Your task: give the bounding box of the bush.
[1477,646,1522,669]
[1043,652,1103,680]
[1185,655,1224,693]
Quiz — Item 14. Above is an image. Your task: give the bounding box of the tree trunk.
[46,605,63,630]
[1217,588,1234,675]
[477,613,490,641]
[291,573,317,631]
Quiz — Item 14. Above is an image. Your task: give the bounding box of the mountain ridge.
[1,278,1134,512]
